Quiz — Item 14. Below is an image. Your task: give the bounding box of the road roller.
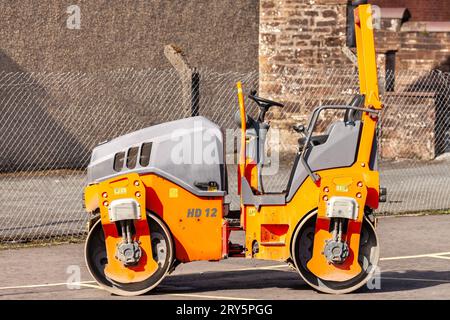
[83,3,383,295]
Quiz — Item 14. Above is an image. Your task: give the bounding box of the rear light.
[379,187,387,202]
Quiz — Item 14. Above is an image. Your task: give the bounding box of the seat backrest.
[344,94,365,123]
[285,120,362,202]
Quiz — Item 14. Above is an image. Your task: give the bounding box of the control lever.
[293,124,305,135]
[194,181,219,191]
[293,124,307,152]
[248,90,284,122]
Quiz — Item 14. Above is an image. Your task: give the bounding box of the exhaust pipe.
[346,0,368,48]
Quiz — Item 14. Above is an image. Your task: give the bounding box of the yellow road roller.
[83,4,383,295]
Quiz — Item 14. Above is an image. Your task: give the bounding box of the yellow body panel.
[140,174,223,263]
[307,172,367,281]
[86,173,223,259]
[245,177,319,260]
[243,5,382,281]
[84,184,99,212]
[244,162,379,263]
[93,173,158,284]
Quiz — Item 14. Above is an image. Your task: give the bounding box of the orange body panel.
[306,173,368,281]
[243,4,382,276]
[236,81,259,229]
[237,81,247,229]
[85,172,224,283]
[141,174,223,263]
[96,174,158,284]
[244,177,319,261]
[244,163,379,263]
[102,221,158,283]
[237,81,247,197]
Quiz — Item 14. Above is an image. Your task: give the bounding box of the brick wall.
[376,21,450,72]
[396,31,450,72]
[260,0,448,160]
[371,0,450,22]
[375,19,450,158]
[260,0,350,73]
[259,0,352,106]
[380,92,437,160]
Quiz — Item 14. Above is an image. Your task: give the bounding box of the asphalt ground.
[0,214,450,300]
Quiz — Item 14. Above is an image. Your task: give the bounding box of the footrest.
[241,178,286,210]
[228,243,245,257]
[260,241,285,246]
[225,218,241,228]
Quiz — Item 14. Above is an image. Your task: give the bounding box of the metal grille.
[0,67,449,243]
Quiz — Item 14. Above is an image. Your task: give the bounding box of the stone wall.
[380,92,437,160]
[259,0,449,160]
[260,0,350,74]
[371,0,450,22]
[375,16,450,158]
[376,19,450,72]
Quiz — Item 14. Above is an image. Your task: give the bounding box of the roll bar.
[300,104,379,184]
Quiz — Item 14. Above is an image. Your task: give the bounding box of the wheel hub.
[115,241,142,266]
[323,239,349,264]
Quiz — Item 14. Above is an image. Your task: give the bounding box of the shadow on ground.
[150,269,450,296]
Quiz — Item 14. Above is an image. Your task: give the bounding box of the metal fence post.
[164,44,200,117]
[191,68,200,117]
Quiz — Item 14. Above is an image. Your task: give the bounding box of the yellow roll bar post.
[305,3,384,282]
[236,81,247,195]
[236,81,248,228]
[354,4,384,165]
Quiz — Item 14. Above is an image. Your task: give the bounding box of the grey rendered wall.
[0,0,259,73]
[0,1,259,172]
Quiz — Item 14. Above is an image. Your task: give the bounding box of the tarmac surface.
[1,214,450,300]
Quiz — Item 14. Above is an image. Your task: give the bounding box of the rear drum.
[291,211,380,294]
[85,212,174,296]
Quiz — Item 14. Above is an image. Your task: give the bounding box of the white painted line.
[0,281,254,300]
[202,251,450,272]
[382,276,450,283]
[380,251,450,261]
[429,255,450,260]
[228,264,290,272]
[211,252,450,272]
[169,293,255,300]
[0,281,98,291]
[75,283,103,289]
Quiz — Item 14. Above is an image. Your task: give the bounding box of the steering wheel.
[248,90,284,122]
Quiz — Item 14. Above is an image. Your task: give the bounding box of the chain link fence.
[0,67,449,244]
